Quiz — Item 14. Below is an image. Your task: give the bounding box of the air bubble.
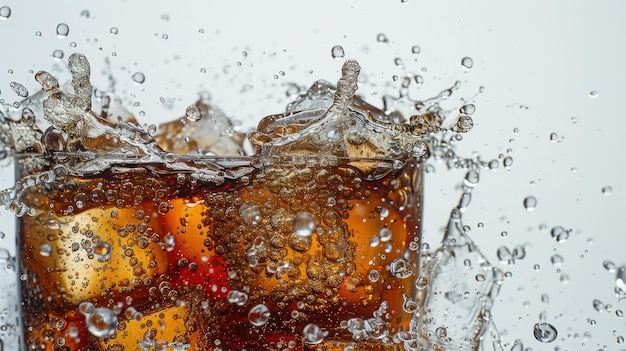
[56,23,70,38]
[248,304,270,326]
[368,270,380,282]
[390,258,413,279]
[331,45,345,59]
[132,72,146,84]
[39,243,52,257]
[378,227,392,242]
[533,322,557,343]
[0,6,11,20]
[293,212,315,237]
[185,105,202,121]
[376,33,389,43]
[523,196,537,211]
[461,57,473,69]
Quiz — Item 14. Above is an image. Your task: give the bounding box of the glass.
[15,153,422,350]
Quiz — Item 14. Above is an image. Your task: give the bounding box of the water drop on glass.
[0,6,11,20]
[461,56,473,69]
[132,72,145,84]
[248,304,270,326]
[533,322,557,343]
[56,23,70,38]
[411,45,421,54]
[601,186,612,196]
[331,45,345,59]
[616,309,624,318]
[523,196,537,211]
[185,105,202,121]
[110,27,119,35]
[293,212,315,237]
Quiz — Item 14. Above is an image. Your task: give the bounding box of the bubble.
[549,132,559,142]
[39,243,52,257]
[248,304,270,326]
[533,322,557,343]
[110,27,119,35]
[331,45,345,59]
[496,246,513,264]
[56,23,70,38]
[390,258,413,279]
[411,45,421,54]
[185,105,202,121]
[616,265,626,291]
[293,212,315,237]
[303,323,325,344]
[378,227,392,242]
[9,82,29,98]
[503,156,514,169]
[456,115,473,132]
[550,226,569,243]
[85,307,118,338]
[35,31,42,37]
[523,196,537,211]
[616,309,624,318]
[52,49,64,60]
[93,241,112,261]
[461,57,473,69]
[132,72,146,84]
[601,186,612,196]
[0,6,11,20]
[435,327,447,339]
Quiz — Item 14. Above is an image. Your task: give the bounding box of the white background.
[0,1,624,350]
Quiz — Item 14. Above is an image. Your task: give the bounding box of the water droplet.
[523,196,537,211]
[456,115,473,132]
[185,105,202,121]
[132,72,145,84]
[461,56,473,69]
[331,45,345,59]
[464,170,480,187]
[390,258,413,279]
[93,241,112,261]
[550,254,564,266]
[602,186,613,196]
[460,104,476,115]
[0,6,11,20]
[248,304,270,326]
[618,336,624,344]
[10,82,29,98]
[588,90,599,98]
[503,156,514,169]
[52,49,64,60]
[368,270,380,282]
[533,322,557,343]
[550,226,569,243]
[85,307,118,338]
[56,23,70,39]
[293,212,315,237]
[110,27,119,35]
[376,33,389,43]
[549,132,559,142]
[411,45,421,54]
[303,323,325,344]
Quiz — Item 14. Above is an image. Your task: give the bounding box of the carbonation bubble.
[550,226,569,243]
[601,186,612,196]
[503,156,514,169]
[331,45,345,59]
[86,308,118,338]
[56,23,70,38]
[411,45,421,54]
[523,196,537,211]
[379,227,392,242]
[132,72,146,84]
[549,132,559,142]
[456,115,473,132]
[0,6,11,20]
[550,254,564,266]
[248,304,270,326]
[52,49,64,60]
[39,243,52,257]
[93,241,112,261]
[185,105,202,121]
[603,260,616,272]
[533,322,557,343]
[110,27,119,35]
[293,212,315,237]
[390,258,413,279]
[415,276,428,289]
[303,323,325,344]
[9,82,29,98]
[461,57,473,69]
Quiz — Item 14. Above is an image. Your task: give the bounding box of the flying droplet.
[461,57,473,69]
[0,6,11,20]
[523,196,537,211]
[132,72,145,84]
[293,212,315,237]
[601,186,612,196]
[10,82,29,98]
[549,132,559,142]
[248,304,270,326]
[110,27,119,35]
[331,45,345,59]
[550,226,569,243]
[185,105,202,121]
[533,322,557,343]
[588,90,599,98]
[56,23,70,39]
[411,45,421,54]
[52,49,64,60]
